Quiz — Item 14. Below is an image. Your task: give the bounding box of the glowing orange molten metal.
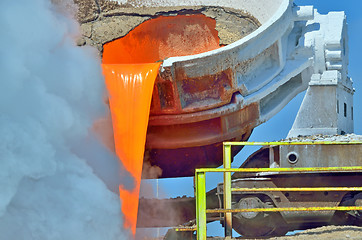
[102,63,160,235]
[101,14,220,236]
[102,14,220,64]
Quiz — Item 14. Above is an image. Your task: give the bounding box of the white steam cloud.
[0,0,129,239]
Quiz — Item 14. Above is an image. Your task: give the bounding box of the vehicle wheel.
[332,192,362,226]
[232,196,289,237]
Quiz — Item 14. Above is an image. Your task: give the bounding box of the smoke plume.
[0,0,129,239]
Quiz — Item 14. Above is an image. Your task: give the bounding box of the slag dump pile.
[101,14,221,235]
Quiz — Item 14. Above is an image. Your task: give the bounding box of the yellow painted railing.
[195,141,362,240]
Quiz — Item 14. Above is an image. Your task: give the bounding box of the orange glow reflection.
[102,14,220,64]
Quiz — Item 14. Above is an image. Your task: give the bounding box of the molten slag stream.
[101,14,220,236]
[102,63,160,235]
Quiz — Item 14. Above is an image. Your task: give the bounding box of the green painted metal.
[223,145,232,237]
[206,206,362,214]
[232,187,362,192]
[196,172,207,240]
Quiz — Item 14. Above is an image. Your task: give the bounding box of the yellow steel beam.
[174,226,197,232]
[206,206,362,214]
[231,187,362,192]
[223,145,232,237]
[196,166,362,173]
[196,171,206,240]
[223,141,362,146]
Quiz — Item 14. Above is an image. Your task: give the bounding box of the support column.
[223,144,232,238]
[196,171,206,240]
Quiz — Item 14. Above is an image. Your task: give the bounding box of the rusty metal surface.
[146,97,258,149]
[143,101,256,178]
[206,206,362,213]
[149,42,280,116]
[149,93,245,126]
[279,144,362,168]
[143,140,243,178]
[144,39,282,178]
[175,68,234,111]
[219,173,362,224]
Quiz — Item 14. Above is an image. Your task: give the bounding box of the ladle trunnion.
[142,0,351,178]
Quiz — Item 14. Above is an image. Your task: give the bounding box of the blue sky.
[142,0,362,236]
